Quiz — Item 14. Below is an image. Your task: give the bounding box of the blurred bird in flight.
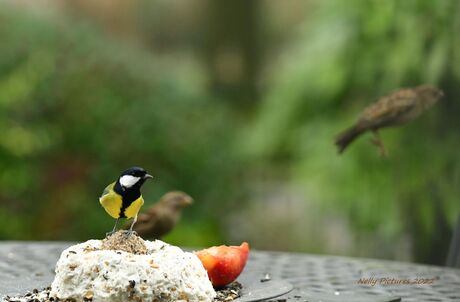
[127,191,193,239]
[99,166,153,236]
[335,85,444,156]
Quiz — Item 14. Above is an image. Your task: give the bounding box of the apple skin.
[194,242,249,287]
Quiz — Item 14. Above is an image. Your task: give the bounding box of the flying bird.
[99,167,153,236]
[128,191,193,239]
[335,85,444,156]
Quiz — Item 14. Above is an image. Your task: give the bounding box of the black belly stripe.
[114,181,141,218]
[119,203,127,218]
[119,197,131,218]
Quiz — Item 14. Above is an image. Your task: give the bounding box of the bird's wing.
[99,182,122,219]
[136,207,159,224]
[100,182,115,198]
[358,90,417,129]
[132,207,161,237]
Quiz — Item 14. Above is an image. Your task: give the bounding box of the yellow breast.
[99,182,145,219]
[124,196,144,218]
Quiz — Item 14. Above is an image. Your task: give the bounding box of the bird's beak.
[183,196,193,206]
[144,174,154,180]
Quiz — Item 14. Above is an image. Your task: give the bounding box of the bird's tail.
[335,125,364,154]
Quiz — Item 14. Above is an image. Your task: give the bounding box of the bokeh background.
[0,0,459,266]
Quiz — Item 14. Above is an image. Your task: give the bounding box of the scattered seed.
[260,273,271,282]
[213,281,242,302]
[2,281,243,302]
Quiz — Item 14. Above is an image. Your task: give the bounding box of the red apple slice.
[195,242,249,287]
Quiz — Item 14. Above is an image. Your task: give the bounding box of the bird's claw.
[370,140,387,158]
[370,133,388,158]
[123,230,138,238]
[105,230,138,238]
[105,231,116,238]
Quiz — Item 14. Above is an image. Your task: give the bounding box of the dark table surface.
[1,241,459,301]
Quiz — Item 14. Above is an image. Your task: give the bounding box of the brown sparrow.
[126,191,193,239]
[335,85,444,156]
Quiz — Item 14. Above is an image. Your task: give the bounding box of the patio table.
[0,242,459,301]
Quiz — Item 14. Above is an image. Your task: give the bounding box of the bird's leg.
[106,218,119,237]
[371,130,387,158]
[127,215,138,237]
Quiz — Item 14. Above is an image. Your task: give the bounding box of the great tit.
[99,166,153,235]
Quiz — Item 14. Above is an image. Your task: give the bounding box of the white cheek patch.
[119,175,141,188]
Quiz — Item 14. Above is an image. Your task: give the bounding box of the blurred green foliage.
[0,6,239,245]
[243,0,460,264]
[0,0,459,265]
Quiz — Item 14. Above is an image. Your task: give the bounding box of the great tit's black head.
[118,166,153,189]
